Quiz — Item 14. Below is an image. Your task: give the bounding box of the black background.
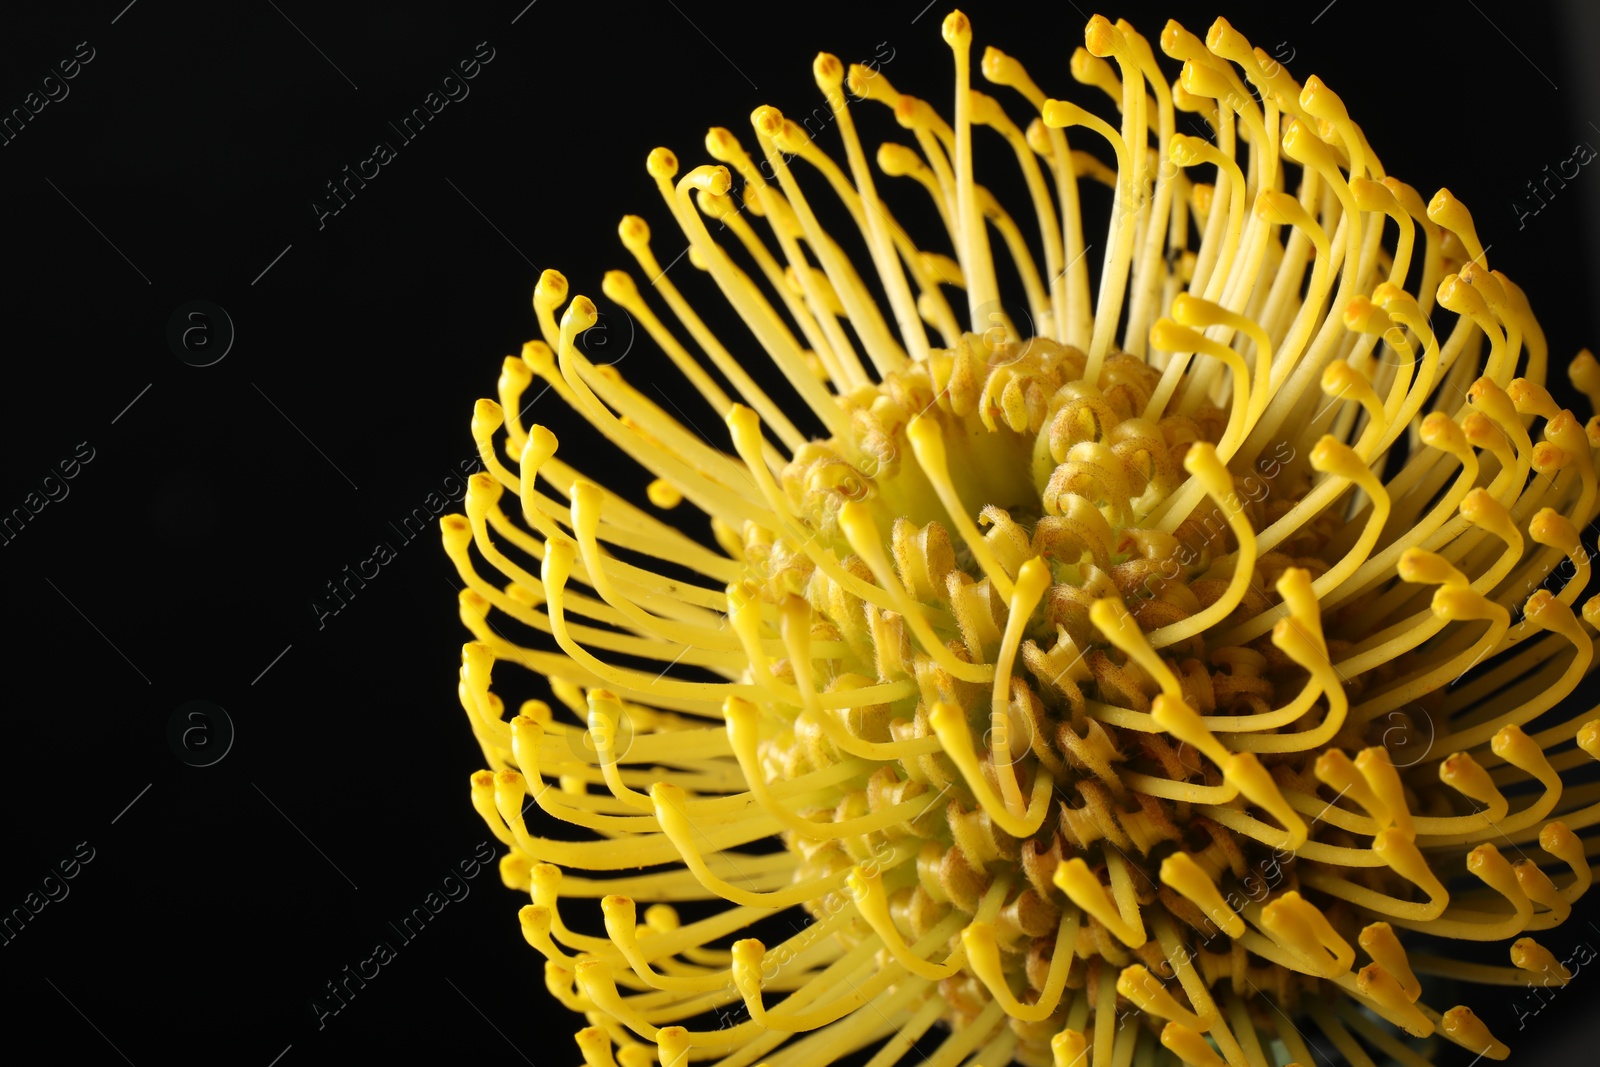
[3,1,1598,1065]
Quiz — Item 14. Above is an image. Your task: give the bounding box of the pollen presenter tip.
[446,10,1598,1066]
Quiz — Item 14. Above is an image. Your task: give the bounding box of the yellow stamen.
[445,15,1600,1067]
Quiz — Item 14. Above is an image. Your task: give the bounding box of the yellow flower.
[445,11,1600,1066]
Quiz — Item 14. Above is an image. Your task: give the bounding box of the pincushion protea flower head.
[445,10,1600,1066]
